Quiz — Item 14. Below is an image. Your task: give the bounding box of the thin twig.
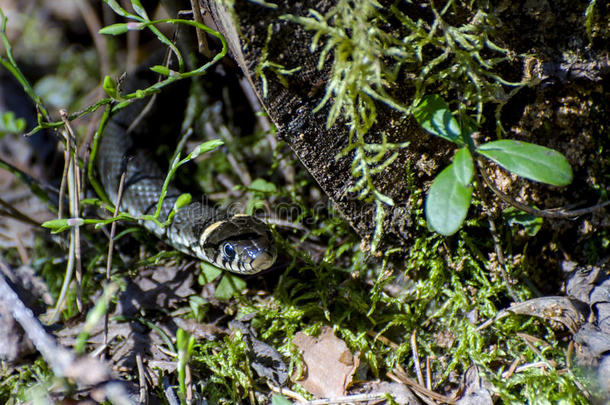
[136,353,148,404]
[61,111,83,312]
[185,364,193,405]
[120,0,140,72]
[503,357,522,379]
[366,330,399,349]
[474,161,520,302]
[163,376,180,405]
[267,383,308,403]
[219,124,252,187]
[479,164,609,218]
[0,196,41,226]
[269,382,390,405]
[487,213,519,302]
[75,0,110,78]
[301,393,391,404]
[13,233,29,264]
[57,139,69,219]
[502,361,553,376]
[104,170,127,350]
[389,368,456,404]
[411,330,425,386]
[0,270,134,403]
[189,0,212,58]
[51,114,84,321]
[425,356,432,390]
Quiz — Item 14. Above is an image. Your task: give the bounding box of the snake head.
[200,214,277,274]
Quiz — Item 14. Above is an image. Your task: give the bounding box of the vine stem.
[479,168,609,218]
[473,158,520,302]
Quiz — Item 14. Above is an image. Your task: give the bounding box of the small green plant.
[0,111,26,136]
[176,328,196,402]
[413,94,573,235]
[198,262,247,300]
[255,24,302,98]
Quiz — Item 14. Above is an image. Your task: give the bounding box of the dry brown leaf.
[292,326,359,398]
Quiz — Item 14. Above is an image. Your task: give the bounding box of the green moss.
[255,24,302,98]
[0,358,53,404]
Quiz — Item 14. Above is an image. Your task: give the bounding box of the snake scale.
[96,84,277,274]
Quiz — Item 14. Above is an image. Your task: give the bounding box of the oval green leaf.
[425,163,473,236]
[476,140,573,186]
[41,218,70,230]
[452,147,474,186]
[215,273,247,300]
[188,139,224,160]
[250,178,277,193]
[102,75,119,99]
[103,0,134,18]
[149,65,171,76]
[173,193,192,211]
[413,94,462,144]
[0,111,26,135]
[199,262,222,284]
[99,23,129,36]
[130,0,149,19]
[271,395,293,405]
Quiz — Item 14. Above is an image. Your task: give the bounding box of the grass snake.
[96,89,277,275]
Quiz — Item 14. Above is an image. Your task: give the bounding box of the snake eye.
[222,243,236,260]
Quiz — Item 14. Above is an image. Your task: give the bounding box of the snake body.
[97,94,276,274]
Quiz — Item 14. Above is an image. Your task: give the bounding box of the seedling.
[413,94,573,235]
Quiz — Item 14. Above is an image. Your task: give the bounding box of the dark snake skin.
[97,97,276,274]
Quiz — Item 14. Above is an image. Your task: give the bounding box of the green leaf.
[413,94,462,144]
[425,162,473,236]
[188,139,224,160]
[249,178,277,193]
[102,0,132,18]
[74,283,119,353]
[246,198,266,215]
[176,328,193,353]
[0,111,26,136]
[476,140,573,186]
[173,193,192,212]
[271,394,293,405]
[99,23,129,36]
[102,75,119,99]
[130,0,148,19]
[199,262,222,284]
[503,207,543,236]
[189,296,209,321]
[149,65,171,76]
[452,148,474,186]
[215,273,247,300]
[41,218,84,233]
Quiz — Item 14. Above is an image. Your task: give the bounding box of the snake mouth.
[251,251,276,272]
